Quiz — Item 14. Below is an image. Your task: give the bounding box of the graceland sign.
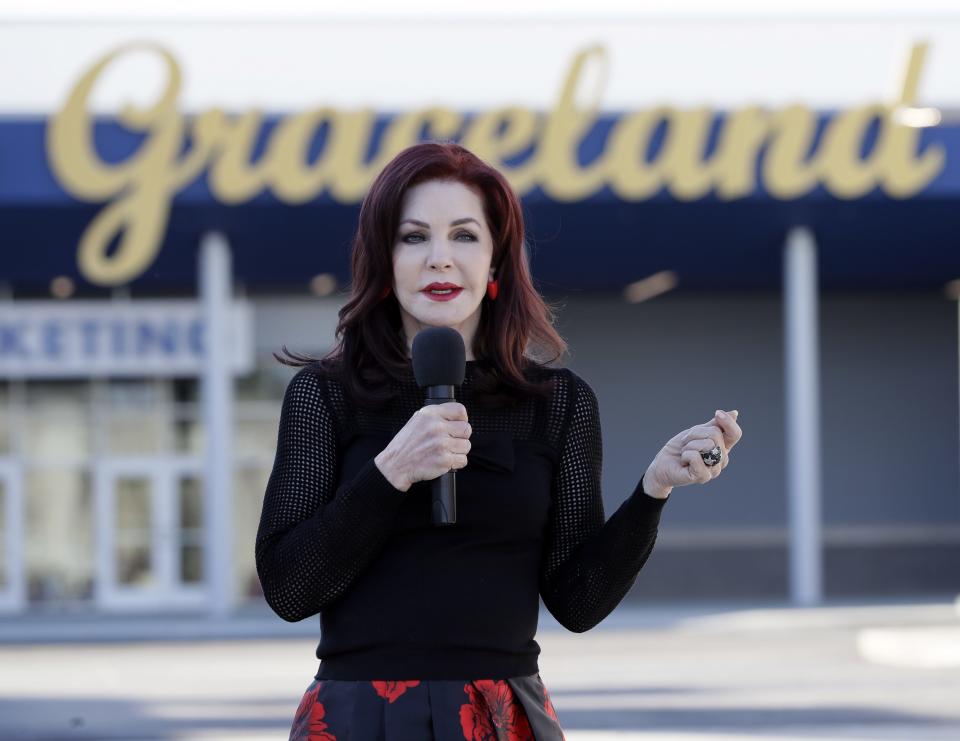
[47,43,944,286]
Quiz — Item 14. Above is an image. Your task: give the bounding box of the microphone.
[411,327,466,526]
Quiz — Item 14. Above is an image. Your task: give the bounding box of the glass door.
[0,460,24,612]
[94,457,206,611]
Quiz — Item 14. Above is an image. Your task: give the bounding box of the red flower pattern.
[371,679,421,703]
[290,680,337,740]
[459,679,533,740]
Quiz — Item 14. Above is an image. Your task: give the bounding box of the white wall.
[3,11,960,113]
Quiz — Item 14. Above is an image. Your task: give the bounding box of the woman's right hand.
[374,402,472,492]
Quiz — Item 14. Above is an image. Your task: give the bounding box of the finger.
[681,424,714,443]
[437,402,469,421]
[683,441,725,478]
[705,416,736,450]
[448,437,471,455]
[683,425,724,451]
[680,449,713,483]
[449,420,472,439]
[682,438,720,455]
[713,410,743,449]
[687,439,729,479]
[449,452,468,470]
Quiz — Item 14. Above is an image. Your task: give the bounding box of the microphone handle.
[424,385,457,526]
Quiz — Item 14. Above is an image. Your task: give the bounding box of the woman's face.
[391,178,495,360]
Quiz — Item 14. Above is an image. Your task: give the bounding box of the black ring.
[701,445,722,467]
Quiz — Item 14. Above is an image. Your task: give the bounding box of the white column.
[783,226,823,605]
[200,232,234,619]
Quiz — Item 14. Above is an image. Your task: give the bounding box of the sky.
[3,0,960,21]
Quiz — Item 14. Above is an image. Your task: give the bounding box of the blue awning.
[2,114,958,293]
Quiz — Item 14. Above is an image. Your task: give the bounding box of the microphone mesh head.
[411,327,466,387]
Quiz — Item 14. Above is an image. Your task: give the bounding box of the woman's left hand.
[642,409,742,499]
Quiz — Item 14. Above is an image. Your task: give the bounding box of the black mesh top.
[255,359,669,680]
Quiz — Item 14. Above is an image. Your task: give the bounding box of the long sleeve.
[255,368,406,622]
[538,370,668,633]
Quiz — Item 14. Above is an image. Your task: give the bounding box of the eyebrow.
[400,218,480,228]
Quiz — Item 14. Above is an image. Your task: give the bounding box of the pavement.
[0,597,958,740]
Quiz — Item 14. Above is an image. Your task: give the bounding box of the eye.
[400,231,476,244]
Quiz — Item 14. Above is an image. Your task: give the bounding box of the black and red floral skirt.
[288,673,566,740]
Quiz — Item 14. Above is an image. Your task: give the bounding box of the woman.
[256,141,743,740]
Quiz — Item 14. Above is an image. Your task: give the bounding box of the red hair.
[275,141,567,408]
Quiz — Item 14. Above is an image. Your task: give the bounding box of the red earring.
[486,278,499,300]
[379,285,391,300]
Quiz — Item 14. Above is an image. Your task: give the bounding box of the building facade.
[2,14,960,617]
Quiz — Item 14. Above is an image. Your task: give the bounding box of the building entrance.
[94,457,206,611]
[0,459,24,612]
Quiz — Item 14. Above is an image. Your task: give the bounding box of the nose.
[426,236,454,270]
